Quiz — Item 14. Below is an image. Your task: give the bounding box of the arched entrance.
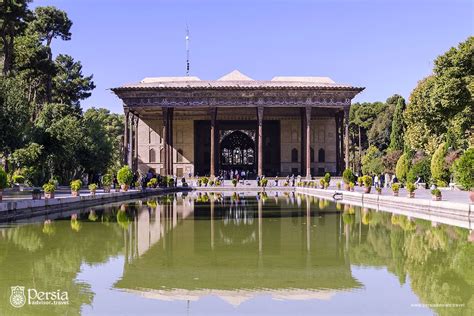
[220,130,255,172]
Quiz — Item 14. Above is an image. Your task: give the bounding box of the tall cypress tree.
[389,98,406,151]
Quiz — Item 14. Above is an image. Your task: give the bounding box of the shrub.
[88,183,98,191]
[319,178,326,188]
[197,179,202,186]
[362,175,372,188]
[406,182,416,193]
[392,183,400,192]
[232,179,238,187]
[436,180,448,187]
[453,148,474,190]
[102,174,113,186]
[349,182,355,190]
[357,176,363,187]
[431,188,442,197]
[0,168,7,189]
[407,156,431,184]
[261,178,268,187]
[12,174,25,184]
[324,172,331,185]
[42,182,56,193]
[209,180,215,186]
[395,153,410,183]
[70,179,82,192]
[117,166,133,186]
[342,169,355,184]
[147,178,158,188]
[431,143,449,184]
[201,177,209,186]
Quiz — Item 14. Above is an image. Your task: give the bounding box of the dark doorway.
[194,120,280,177]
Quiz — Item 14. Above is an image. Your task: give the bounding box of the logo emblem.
[10,286,26,308]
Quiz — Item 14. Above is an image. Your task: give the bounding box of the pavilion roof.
[112,70,364,92]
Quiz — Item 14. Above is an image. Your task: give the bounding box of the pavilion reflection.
[115,193,358,305]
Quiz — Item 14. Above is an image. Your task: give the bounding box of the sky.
[33,0,473,113]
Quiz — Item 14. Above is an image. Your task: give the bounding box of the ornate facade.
[112,70,364,178]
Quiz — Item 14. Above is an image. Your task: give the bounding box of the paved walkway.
[2,181,472,205]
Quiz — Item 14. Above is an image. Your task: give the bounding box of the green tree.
[0,0,32,74]
[0,76,31,171]
[361,145,384,175]
[452,148,473,190]
[431,143,449,185]
[389,98,406,151]
[52,54,95,108]
[395,153,410,182]
[27,6,72,102]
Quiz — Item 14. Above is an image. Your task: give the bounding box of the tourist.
[241,170,246,180]
[384,173,391,188]
[374,174,379,188]
[275,176,279,187]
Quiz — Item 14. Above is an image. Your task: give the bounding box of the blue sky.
[34,0,473,113]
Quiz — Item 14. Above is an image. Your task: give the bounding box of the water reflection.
[0,192,472,315]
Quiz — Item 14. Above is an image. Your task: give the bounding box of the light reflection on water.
[0,192,472,316]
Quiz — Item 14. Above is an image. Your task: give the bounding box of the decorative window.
[291,148,298,163]
[318,148,325,163]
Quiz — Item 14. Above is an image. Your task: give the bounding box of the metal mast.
[186,25,190,76]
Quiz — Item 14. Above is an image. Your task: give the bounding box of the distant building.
[112,70,364,177]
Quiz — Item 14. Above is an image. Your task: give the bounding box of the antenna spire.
[186,24,190,76]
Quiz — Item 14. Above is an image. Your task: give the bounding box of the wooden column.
[344,106,350,170]
[161,108,168,175]
[128,113,134,168]
[305,106,312,179]
[209,107,217,177]
[257,106,264,176]
[134,114,139,172]
[124,110,129,165]
[335,111,341,175]
[168,108,174,175]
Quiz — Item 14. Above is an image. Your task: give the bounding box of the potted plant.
[349,182,355,192]
[202,177,209,187]
[42,181,56,199]
[214,180,221,186]
[197,178,202,187]
[357,176,364,187]
[70,179,82,197]
[261,178,268,187]
[209,180,215,187]
[0,168,7,202]
[88,183,98,196]
[376,187,382,195]
[342,169,355,191]
[319,178,326,189]
[102,174,113,193]
[431,188,442,201]
[32,188,42,200]
[117,166,133,191]
[362,175,372,193]
[12,174,26,191]
[232,178,238,187]
[392,183,400,196]
[406,182,416,198]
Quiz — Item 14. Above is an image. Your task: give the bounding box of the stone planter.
[103,186,111,193]
[392,191,399,197]
[432,195,441,201]
[45,192,55,199]
[408,192,415,198]
[120,184,129,192]
[71,191,80,197]
[344,184,350,191]
[364,187,371,194]
[376,190,382,195]
[90,190,96,197]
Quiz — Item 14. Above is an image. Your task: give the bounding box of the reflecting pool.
[0,192,472,315]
